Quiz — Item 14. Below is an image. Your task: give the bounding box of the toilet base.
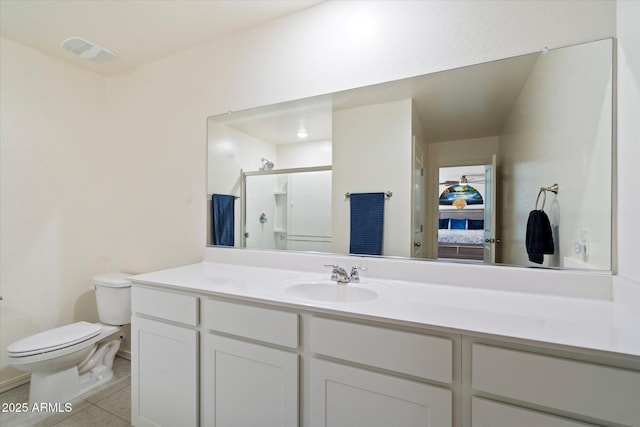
[30,367,82,406]
[27,339,121,405]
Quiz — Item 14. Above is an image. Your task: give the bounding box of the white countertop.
[129,261,640,358]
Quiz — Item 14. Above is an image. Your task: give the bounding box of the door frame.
[431,159,495,262]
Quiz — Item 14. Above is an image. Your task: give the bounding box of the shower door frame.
[240,165,333,249]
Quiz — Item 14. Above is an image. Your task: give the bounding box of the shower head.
[261,158,274,170]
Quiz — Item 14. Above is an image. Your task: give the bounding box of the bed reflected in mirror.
[437,165,489,263]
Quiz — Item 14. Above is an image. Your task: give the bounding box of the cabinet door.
[132,316,198,427]
[311,358,451,427]
[202,333,298,427]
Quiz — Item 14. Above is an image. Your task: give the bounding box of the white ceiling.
[0,0,324,75]
[2,0,539,145]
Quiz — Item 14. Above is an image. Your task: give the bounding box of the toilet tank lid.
[93,273,131,288]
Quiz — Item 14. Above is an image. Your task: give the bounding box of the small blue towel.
[212,194,235,246]
[349,192,385,256]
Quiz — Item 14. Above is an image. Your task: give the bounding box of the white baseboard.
[117,348,131,360]
[0,372,30,394]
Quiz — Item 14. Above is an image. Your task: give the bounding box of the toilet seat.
[7,321,102,357]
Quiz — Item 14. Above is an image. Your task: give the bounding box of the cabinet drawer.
[131,286,198,326]
[472,344,640,426]
[472,397,598,427]
[201,299,298,349]
[311,317,453,384]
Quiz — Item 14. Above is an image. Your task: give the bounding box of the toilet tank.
[93,273,131,325]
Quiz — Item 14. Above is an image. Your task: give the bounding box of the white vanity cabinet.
[131,286,199,427]
[469,343,640,427]
[129,278,640,427]
[200,299,300,427]
[309,317,454,427]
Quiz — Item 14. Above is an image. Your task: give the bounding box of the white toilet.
[7,273,131,405]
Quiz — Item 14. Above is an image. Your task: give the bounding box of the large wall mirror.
[207,38,613,271]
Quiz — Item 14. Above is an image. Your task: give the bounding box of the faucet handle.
[350,266,367,282]
[323,264,340,281]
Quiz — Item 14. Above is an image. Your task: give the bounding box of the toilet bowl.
[6,273,131,405]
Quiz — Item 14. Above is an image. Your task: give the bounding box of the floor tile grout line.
[50,401,131,426]
[92,385,132,422]
[85,376,131,404]
[49,402,95,426]
[94,401,131,425]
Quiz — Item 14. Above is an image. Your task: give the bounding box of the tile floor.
[0,356,131,427]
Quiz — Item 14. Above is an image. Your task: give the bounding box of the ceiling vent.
[61,37,116,64]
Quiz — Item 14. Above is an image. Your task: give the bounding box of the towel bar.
[207,194,240,200]
[345,191,393,199]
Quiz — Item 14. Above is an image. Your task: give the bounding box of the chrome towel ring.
[535,184,559,210]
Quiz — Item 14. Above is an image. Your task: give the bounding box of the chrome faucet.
[349,266,367,283]
[323,265,367,283]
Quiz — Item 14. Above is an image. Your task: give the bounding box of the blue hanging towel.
[349,192,385,256]
[212,194,235,246]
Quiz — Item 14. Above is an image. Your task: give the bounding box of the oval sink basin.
[286,282,377,303]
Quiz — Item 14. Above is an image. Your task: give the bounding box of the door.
[310,358,451,427]
[201,333,299,427]
[483,155,497,264]
[412,137,425,258]
[132,316,198,427]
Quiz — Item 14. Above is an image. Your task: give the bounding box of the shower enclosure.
[242,166,332,252]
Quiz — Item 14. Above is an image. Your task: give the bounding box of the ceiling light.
[61,37,116,64]
[297,129,308,138]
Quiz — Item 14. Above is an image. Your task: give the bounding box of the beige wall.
[277,140,332,169]
[2,0,634,390]
[207,123,276,197]
[332,99,413,256]
[616,0,640,283]
[500,39,612,269]
[0,38,112,386]
[207,123,277,246]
